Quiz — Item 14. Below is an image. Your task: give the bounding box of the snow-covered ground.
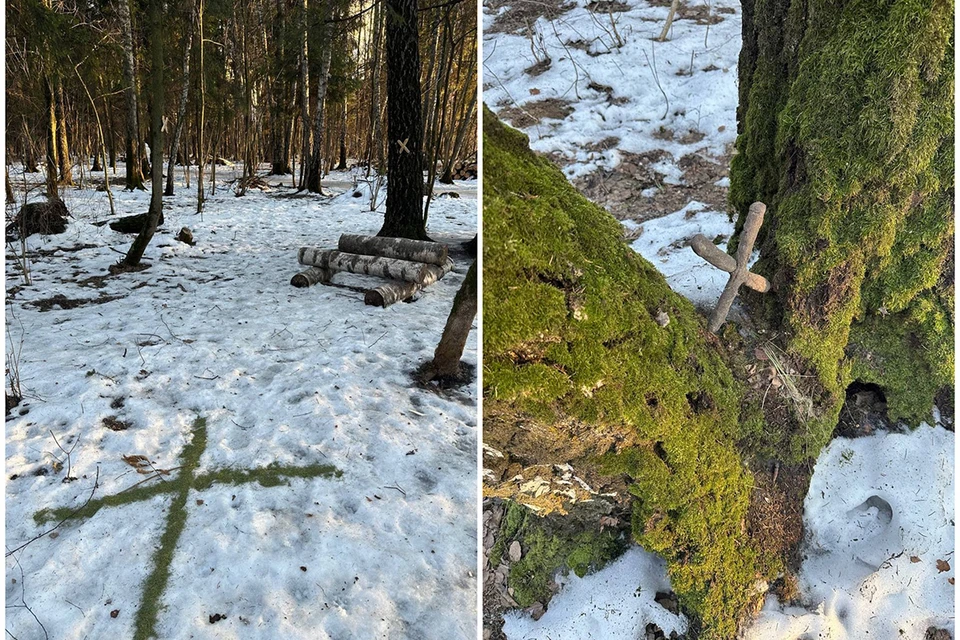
[502,547,687,639]
[483,0,741,180]
[745,425,955,639]
[5,164,478,639]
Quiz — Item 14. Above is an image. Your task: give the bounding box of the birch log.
[337,234,448,265]
[298,248,453,285]
[364,281,422,307]
[290,266,332,288]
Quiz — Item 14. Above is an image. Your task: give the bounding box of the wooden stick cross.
[690,201,770,333]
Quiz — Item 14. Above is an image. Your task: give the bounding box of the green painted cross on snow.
[33,417,342,640]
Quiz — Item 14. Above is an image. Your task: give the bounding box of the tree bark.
[377,0,427,240]
[298,0,310,189]
[43,78,59,200]
[117,0,145,190]
[56,84,72,185]
[337,234,448,265]
[165,4,194,196]
[422,259,476,378]
[364,280,423,307]
[298,248,453,284]
[290,266,332,287]
[304,2,333,194]
[729,0,954,431]
[122,0,164,267]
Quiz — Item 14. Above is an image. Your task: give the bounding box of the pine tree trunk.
[298,0,310,189]
[378,0,427,240]
[43,78,59,200]
[337,99,348,170]
[729,0,954,439]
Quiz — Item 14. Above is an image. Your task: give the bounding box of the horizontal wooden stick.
[690,234,770,293]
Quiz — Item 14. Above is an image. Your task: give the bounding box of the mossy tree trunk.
[730,0,954,448]
[483,107,763,638]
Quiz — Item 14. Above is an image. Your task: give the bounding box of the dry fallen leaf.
[910,556,921,563]
[110,609,120,619]
[529,88,541,95]
[937,559,950,573]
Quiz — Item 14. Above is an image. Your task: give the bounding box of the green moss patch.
[496,501,627,607]
[730,0,954,447]
[483,107,767,637]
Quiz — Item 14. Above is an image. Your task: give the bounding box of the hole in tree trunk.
[835,381,890,438]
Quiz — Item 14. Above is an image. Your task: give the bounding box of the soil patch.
[486,0,576,34]
[498,99,574,129]
[573,148,732,222]
[29,293,124,312]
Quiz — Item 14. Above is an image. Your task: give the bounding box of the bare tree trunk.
[166,3,194,196]
[43,78,59,199]
[5,167,14,204]
[117,0,145,190]
[122,0,164,268]
[305,2,333,193]
[337,98,348,170]
[56,84,72,185]
[366,0,384,173]
[196,0,206,213]
[422,260,477,379]
[298,0,310,189]
[21,119,39,173]
[378,0,427,240]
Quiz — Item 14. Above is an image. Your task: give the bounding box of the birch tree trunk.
[117,0,145,190]
[122,0,164,267]
[305,1,333,194]
[165,5,194,196]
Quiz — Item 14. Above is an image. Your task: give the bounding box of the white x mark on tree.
[397,138,411,155]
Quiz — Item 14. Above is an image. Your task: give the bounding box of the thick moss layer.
[730,0,954,447]
[493,501,628,607]
[483,107,763,637]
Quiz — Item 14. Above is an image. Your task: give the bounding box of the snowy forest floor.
[5,164,478,639]
[483,0,954,638]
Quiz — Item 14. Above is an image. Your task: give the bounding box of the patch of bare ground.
[29,292,124,312]
[485,0,576,34]
[498,98,575,129]
[585,0,631,12]
[680,3,723,24]
[572,145,732,223]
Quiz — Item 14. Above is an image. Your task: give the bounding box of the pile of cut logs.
[449,160,477,181]
[292,234,454,307]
